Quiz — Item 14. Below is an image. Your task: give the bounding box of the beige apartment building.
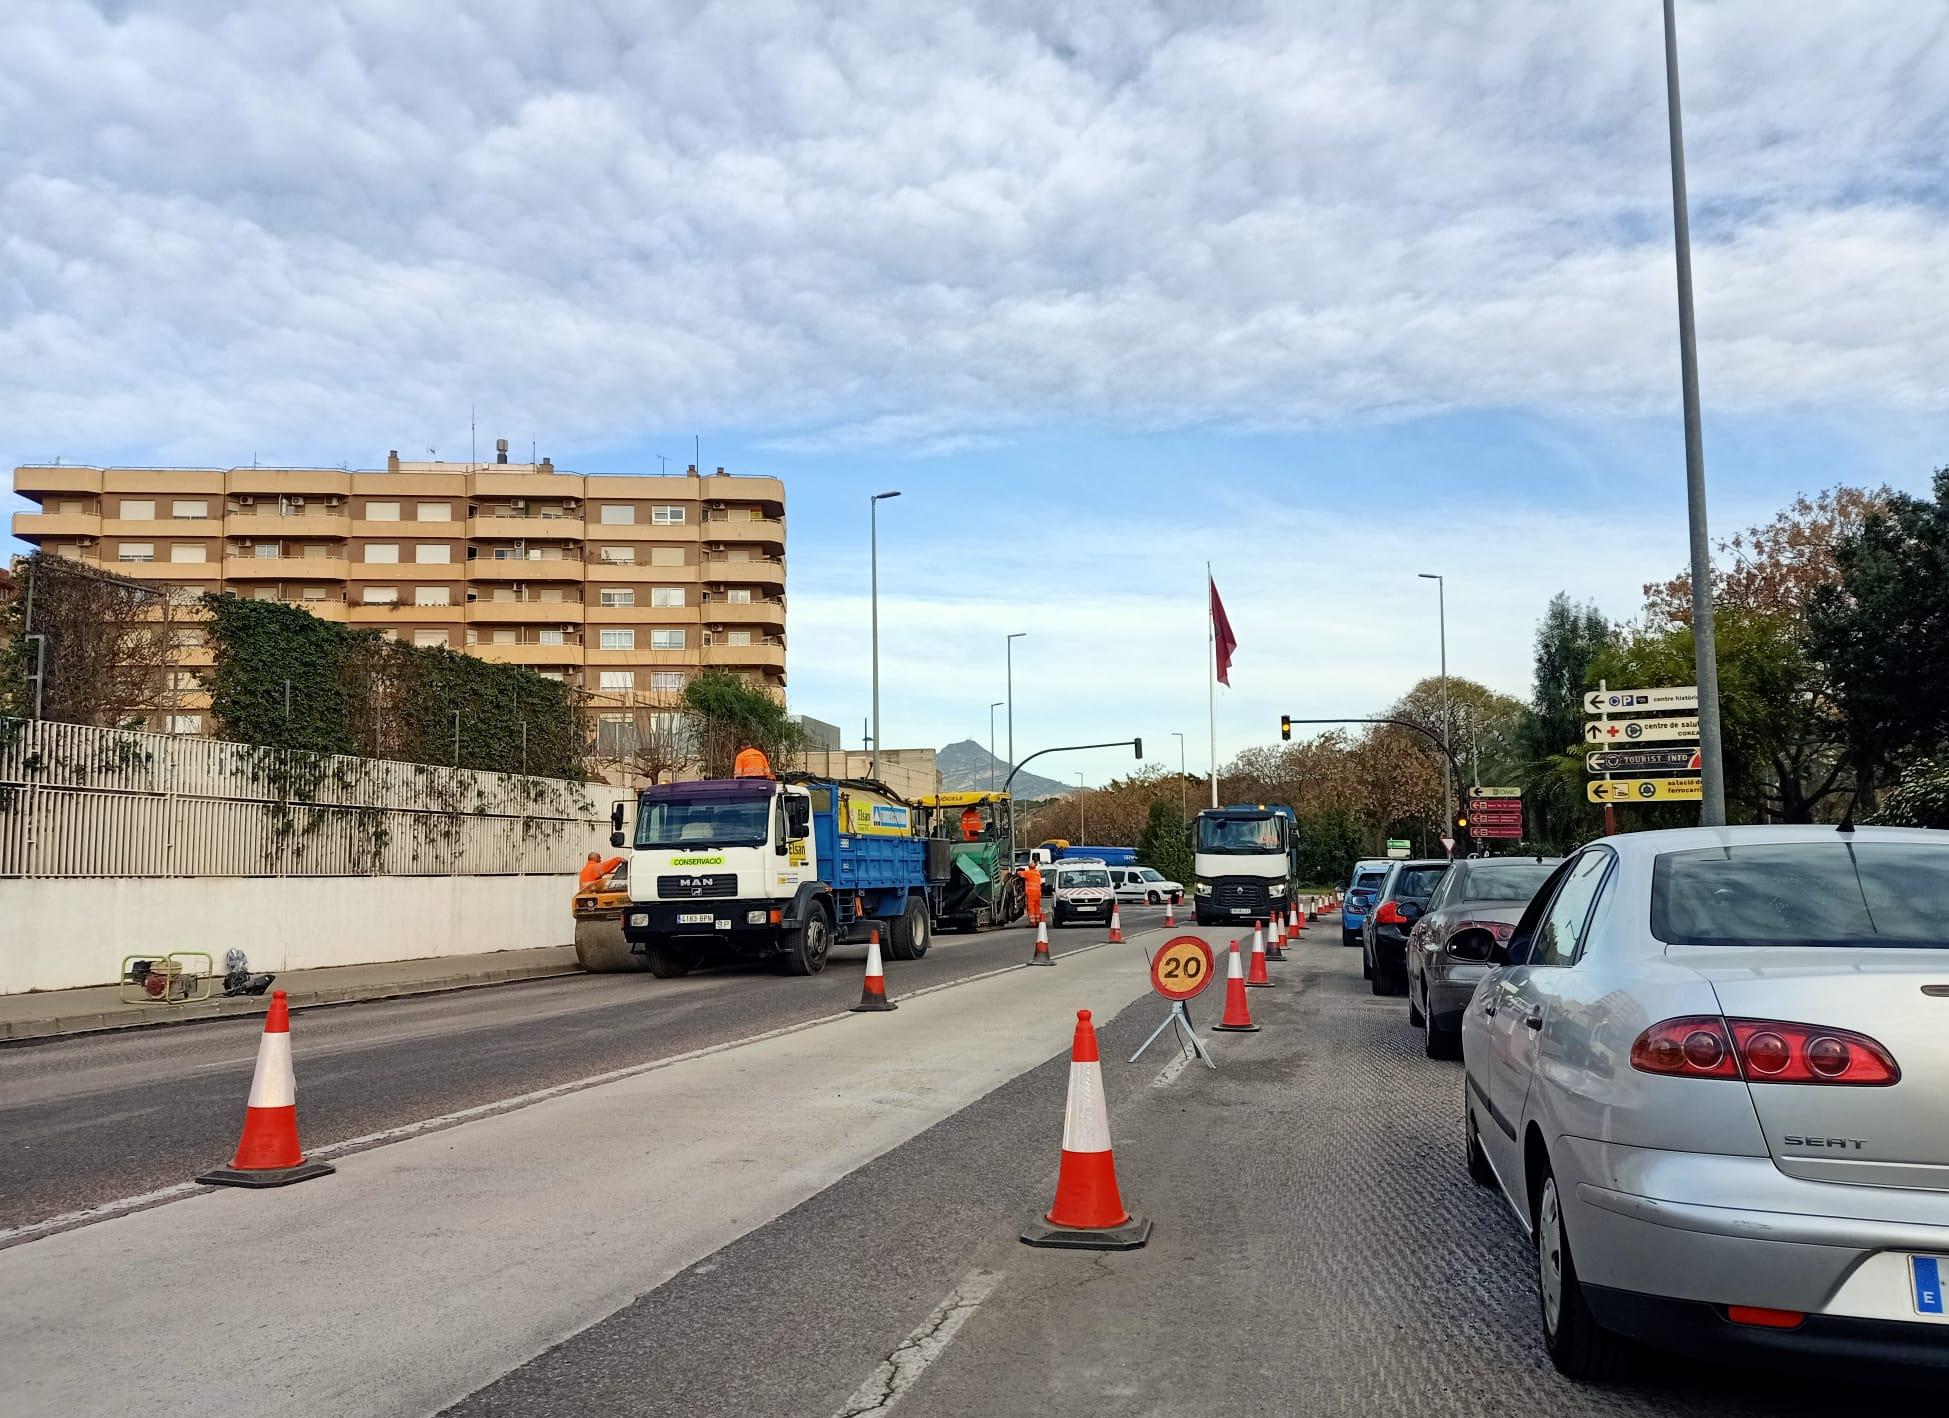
[9,453,785,747]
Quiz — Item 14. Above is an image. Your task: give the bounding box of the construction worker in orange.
[578,852,608,889]
[1023,859,1044,925]
[733,745,774,778]
[960,805,983,841]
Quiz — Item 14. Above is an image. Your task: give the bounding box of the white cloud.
[2,0,1946,465]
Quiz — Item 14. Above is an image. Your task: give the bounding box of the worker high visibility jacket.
[733,747,773,778]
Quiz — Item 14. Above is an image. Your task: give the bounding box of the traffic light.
[1452,811,1472,857]
[1280,715,1292,742]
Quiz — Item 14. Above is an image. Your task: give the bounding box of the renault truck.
[1192,803,1298,926]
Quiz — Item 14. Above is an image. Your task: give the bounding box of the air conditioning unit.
[324,495,343,508]
[235,495,255,508]
[288,496,306,507]
[510,499,528,513]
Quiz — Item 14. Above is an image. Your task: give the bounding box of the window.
[119,543,155,563]
[490,629,516,644]
[650,587,685,608]
[366,501,400,521]
[726,588,753,604]
[537,587,564,603]
[252,586,278,601]
[172,500,208,520]
[599,671,635,691]
[536,670,565,682]
[301,586,327,601]
[414,544,451,564]
[365,544,399,564]
[56,499,86,515]
[166,715,202,735]
[174,627,207,648]
[169,544,207,563]
[598,546,636,564]
[648,546,683,566]
[415,503,452,522]
[599,505,636,525]
[490,587,516,602]
[725,547,751,562]
[600,588,635,607]
[651,629,684,650]
[362,587,398,605]
[725,629,753,646]
[651,671,685,691]
[254,542,280,558]
[413,629,448,647]
[414,586,450,606]
[121,499,156,520]
[302,543,331,559]
[1530,852,1612,968]
[600,629,636,650]
[166,670,200,691]
[651,505,685,525]
[538,628,565,646]
[1651,842,1949,950]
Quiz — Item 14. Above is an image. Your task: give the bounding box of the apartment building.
[10,453,786,743]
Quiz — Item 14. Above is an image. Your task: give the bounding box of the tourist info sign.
[1587,748,1702,774]
[1584,717,1700,745]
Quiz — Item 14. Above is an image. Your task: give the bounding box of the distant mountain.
[937,739,1072,800]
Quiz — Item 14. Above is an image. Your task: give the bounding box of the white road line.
[0,941,1120,1251]
[830,1268,1004,1418]
[1150,1047,1196,1090]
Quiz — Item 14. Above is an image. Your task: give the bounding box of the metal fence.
[0,718,608,878]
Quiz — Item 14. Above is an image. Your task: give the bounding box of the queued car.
[1107,865,1185,905]
[1405,855,1561,1058]
[1460,825,1949,1380]
[1361,858,1450,995]
[1049,862,1117,927]
[1341,859,1393,948]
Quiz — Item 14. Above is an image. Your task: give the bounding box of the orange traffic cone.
[1020,1010,1151,1250]
[1266,914,1287,962]
[1246,926,1275,987]
[198,990,334,1188]
[1029,916,1055,966]
[1288,903,1301,935]
[1107,899,1124,943]
[851,928,897,1011]
[1163,896,1176,927]
[1212,942,1260,1032]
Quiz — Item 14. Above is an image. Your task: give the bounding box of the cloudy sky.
[4,1,1946,782]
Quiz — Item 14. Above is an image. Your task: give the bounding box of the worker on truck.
[733,745,774,778]
[960,804,983,841]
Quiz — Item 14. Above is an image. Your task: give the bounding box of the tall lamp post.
[869,490,901,779]
[1418,572,1453,836]
[1005,632,1027,851]
[988,701,1004,790]
[1076,773,1086,840]
[1171,730,1186,818]
[1662,0,1727,826]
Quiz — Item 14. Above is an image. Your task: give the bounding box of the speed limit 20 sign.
[1149,935,1217,1002]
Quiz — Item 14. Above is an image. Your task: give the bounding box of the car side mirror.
[610,801,626,832]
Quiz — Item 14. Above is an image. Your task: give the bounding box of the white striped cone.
[1163,897,1176,927]
[1020,1009,1150,1249]
[1212,941,1259,1031]
[197,990,334,1188]
[1289,904,1301,934]
[851,929,897,1011]
[1107,900,1124,943]
[1266,913,1287,961]
[1029,916,1055,965]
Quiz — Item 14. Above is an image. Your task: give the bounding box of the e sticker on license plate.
[678,912,715,925]
[1914,1255,1945,1317]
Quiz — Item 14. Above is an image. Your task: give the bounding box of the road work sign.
[1583,687,1699,715]
[1588,777,1703,803]
[1587,748,1702,774]
[1149,936,1216,1002]
[1584,717,1700,745]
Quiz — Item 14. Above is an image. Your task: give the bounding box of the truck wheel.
[645,943,692,979]
[574,919,648,973]
[780,903,833,976]
[887,896,931,961]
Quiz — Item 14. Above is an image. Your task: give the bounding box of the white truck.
[1191,803,1298,926]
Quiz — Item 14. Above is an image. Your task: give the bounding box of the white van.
[1105,865,1184,905]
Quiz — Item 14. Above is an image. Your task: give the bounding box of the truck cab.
[613,776,944,979]
[1192,804,1297,926]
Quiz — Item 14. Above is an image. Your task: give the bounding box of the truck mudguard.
[781,880,833,930]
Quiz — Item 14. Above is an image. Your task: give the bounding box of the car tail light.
[1727,1305,1804,1330]
[1374,901,1403,925]
[1454,919,1513,941]
[1630,1016,1901,1086]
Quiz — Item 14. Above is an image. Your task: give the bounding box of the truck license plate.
[678,912,715,925]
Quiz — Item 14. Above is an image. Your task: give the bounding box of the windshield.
[635,794,772,850]
[1389,865,1449,901]
[1197,815,1282,854]
[1060,869,1111,889]
[1139,868,1165,882]
[1653,841,1949,948]
[1456,861,1558,902]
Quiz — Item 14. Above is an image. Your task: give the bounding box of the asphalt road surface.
[0,908,1165,1233]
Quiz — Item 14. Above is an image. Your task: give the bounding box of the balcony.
[581,561,698,584]
[703,641,786,671]
[468,556,584,582]
[465,601,585,624]
[12,466,103,496]
[702,517,784,550]
[227,469,353,498]
[468,470,586,499]
[103,518,224,538]
[583,646,694,668]
[172,645,216,668]
[701,557,785,589]
[226,512,351,539]
[468,514,585,539]
[108,560,223,584]
[700,473,784,511]
[12,511,102,540]
[702,598,786,629]
[468,642,584,668]
[222,555,353,581]
[348,604,466,626]
[585,603,698,625]
[103,469,225,495]
[585,521,696,542]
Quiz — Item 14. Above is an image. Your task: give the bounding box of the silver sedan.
[1460,825,1949,1379]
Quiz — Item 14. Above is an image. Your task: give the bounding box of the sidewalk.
[0,946,583,1043]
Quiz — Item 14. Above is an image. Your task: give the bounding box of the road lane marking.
[1150,1047,1196,1090]
[0,941,1123,1251]
[830,1267,1004,1418]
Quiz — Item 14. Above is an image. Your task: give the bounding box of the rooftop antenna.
[695,434,701,473]
[657,455,669,474]
[470,404,477,470]
[1836,789,1858,835]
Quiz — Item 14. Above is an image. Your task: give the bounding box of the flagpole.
[1207,561,1218,809]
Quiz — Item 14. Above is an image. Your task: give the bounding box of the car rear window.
[1391,865,1448,900]
[1458,861,1558,902]
[1352,870,1387,891]
[1652,841,1949,948]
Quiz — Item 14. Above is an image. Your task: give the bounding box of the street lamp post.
[1005,632,1027,852]
[1076,773,1086,840]
[869,490,901,779]
[1418,572,1453,836]
[1662,0,1727,827]
[1171,730,1186,818]
[989,701,1005,791]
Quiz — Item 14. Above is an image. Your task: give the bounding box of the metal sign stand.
[1129,998,1217,1070]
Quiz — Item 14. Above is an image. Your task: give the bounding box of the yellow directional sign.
[1588,777,1704,803]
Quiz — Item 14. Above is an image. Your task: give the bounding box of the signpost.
[1465,794,1524,841]
[1587,748,1702,774]
[1584,716,1701,745]
[1583,687,1699,715]
[1385,839,1411,859]
[1130,935,1218,1069]
[1469,786,1521,799]
[1588,777,1704,803]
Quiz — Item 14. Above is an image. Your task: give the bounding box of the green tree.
[682,669,808,778]
[1294,805,1363,886]
[1135,799,1193,887]
[1806,468,1949,806]
[1512,594,1613,851]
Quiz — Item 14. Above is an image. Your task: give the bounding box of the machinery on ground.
[914,791,1029,932]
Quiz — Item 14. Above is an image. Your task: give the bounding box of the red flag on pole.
[1210,575,1237,685]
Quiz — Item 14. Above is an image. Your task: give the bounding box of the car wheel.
[1537,1166,1626,1381]
[1408,979,1425,1028]
[1465,1104,1495,1187]
[1341,928,1359,948]
[1146,890,1161,905]
[1361,943,1374,980]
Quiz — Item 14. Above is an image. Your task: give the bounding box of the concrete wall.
[2,874,589,994]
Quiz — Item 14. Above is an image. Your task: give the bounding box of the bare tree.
[4,554,180,727]
[588,694,692,786]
